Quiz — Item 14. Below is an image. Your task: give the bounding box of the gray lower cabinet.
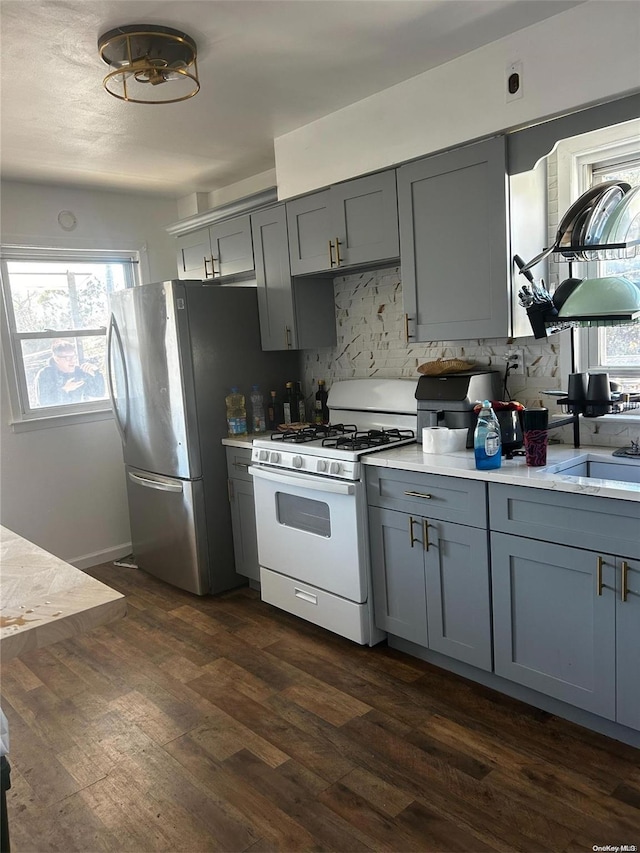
[489,483,640,731]
[368,486,492,670]
[226,446,259,582]
[491,533,616,720]
[398,135,510,342]
[616,556,640,731]
[177,214,254,280]
[251,204,336,350]
[287,171,399,275]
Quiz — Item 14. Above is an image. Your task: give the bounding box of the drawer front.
[260,567,370,645]
[225,446,253,482]
[366,468,487,528]
[489,483,640,560]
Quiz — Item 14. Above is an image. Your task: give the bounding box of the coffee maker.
[415,370,502,448]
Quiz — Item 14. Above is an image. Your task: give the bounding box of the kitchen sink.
[542,453,640,485]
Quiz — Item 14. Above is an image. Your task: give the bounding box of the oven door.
[250,465,366,602]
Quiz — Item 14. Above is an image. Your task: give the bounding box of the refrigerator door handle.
[107,313,129,441]
[128,471,184,493]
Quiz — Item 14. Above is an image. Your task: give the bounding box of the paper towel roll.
[422,427,468,454]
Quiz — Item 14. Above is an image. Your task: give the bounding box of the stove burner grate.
[270,423,358,443]
[322,428,415,451]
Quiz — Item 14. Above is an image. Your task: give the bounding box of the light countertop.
[362,444,640,502]
[222,433,266,448]
[0,526,127,662]
[222,433,640,502]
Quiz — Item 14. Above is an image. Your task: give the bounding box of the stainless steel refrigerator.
[107,280,299,595]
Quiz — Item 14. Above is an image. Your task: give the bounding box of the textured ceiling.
[0,0,585,197]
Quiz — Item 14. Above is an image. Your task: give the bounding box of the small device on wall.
[506,60,523,102]
[57,210,77,231]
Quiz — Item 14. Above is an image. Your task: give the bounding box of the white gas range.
[249,379,418,645]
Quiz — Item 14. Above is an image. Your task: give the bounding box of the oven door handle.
[249,466,355,495]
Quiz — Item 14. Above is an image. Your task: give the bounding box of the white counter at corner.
[0,526,127,662]
[362,443,640,503]
[222,433,265,448]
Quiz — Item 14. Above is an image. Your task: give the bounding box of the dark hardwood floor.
[1,561,639,852]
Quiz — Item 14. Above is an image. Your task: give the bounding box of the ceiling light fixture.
[98,24,199,104]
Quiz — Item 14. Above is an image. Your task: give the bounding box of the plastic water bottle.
[250,385,266,434]
[473,400,502,470]
[225,387,247,437]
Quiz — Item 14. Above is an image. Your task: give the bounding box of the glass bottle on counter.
[267,390,279,431]
[282,381,295,425]
[314,379,329,424]
[250,385,266,434]
[225,387,247,437]
[296,381,307,424]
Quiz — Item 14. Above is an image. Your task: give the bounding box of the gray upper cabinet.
[398,135,510,342]
[176,214,254,280]
[176,226,212,280]
[252,204,336,351]
[287,171,399,275]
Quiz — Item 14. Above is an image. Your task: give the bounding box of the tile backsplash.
[302,266,638,448]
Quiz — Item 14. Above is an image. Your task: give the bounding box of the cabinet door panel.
[176,228,212,280]
[369,506,428,645]
[252,206,296,350]
[229,478,259,581]
[287,191,331,275]
[331,171,399,267]
[616,556,640,731]
[425,521,491,671]
[211,214,254,277]
[398,136,509,341]
[491,533,616,719]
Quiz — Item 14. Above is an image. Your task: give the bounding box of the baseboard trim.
[70,542,133,570]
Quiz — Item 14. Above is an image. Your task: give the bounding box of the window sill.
[10,409,115,433]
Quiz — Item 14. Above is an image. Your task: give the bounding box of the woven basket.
[417,358,475,376]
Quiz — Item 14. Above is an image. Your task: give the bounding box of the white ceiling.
[0,0,585,198]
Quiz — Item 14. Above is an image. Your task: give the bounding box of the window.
[584,158,640,392]
[1,248,138,424]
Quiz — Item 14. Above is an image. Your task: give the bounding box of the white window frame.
[1,246,138,431]
[555,126,640,416]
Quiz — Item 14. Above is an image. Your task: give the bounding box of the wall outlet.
[506,347,525,375]
[506,60,523,102]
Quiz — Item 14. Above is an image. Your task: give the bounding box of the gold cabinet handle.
[409,516,420,548]
[329,240,336,267]
[204,256,212,278]
[335,237,342,266]
[285,326,292,349]
[423,519,430,551]
[621,560,629,602]
[596,555,603,596]
[404,491,432,499]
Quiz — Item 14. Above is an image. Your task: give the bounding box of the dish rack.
[524,240,640,338]
[556,397,640,417]
[552,237,640,263]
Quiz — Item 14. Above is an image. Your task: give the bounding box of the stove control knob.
[317,459,327,472]
[293,455,303,469]
[258,450,269,461]
[270,451,280,464]
[330,462,341,475]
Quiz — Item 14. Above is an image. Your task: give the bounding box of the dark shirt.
[35,359,106,407]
